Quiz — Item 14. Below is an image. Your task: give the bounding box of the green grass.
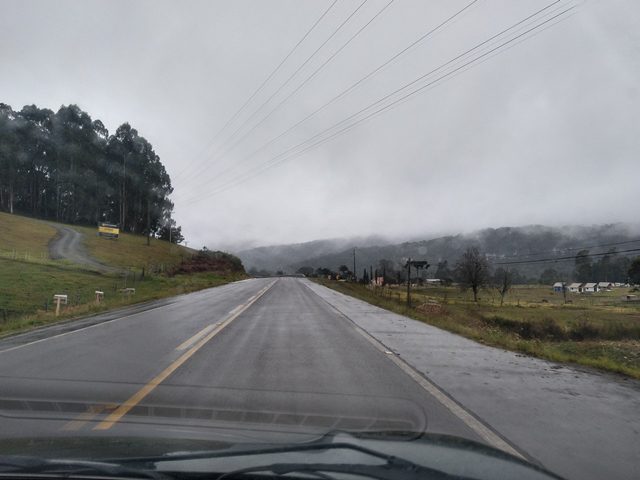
[73,225,195,271]
[315,280,640,379]
[0,211,57,259]
[0,213,244,336]
[0,257,244,337]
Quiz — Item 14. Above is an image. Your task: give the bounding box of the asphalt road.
[0,278,497,452]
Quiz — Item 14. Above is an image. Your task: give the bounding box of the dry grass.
[316,280,640,379]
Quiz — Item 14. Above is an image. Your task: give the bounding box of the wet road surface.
[2,277,636,479]
[0,278,498,455]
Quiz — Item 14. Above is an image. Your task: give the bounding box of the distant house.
[552,282,565,293]
[582,282,598,293]
[597,282,613,290]
[568,282,583,293]
[425,278,441,285]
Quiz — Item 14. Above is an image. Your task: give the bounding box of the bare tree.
[496,269,512,306]
[455,247,489,302]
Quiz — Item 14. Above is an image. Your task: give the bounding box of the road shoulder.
[302,279,640,480]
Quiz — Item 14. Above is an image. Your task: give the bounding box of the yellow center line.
[62,404,114,431]
[175,323,219,351]
[94,281,276,431]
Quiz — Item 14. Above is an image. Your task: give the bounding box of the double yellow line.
[89,281,276,431]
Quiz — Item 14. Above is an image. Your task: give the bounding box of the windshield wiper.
[112,441,465,480]
[217,459,464,480]
[113,441,404,465]
[0,455,169,480]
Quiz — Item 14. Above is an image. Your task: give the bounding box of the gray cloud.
[2,0,638,249]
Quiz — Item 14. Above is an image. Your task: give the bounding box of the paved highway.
[0,278,502,451]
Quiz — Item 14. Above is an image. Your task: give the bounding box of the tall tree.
[0,102,180,239]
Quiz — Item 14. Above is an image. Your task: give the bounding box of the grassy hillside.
[73,224,194,270]
[0,211,57,259]
[0,213,245,335]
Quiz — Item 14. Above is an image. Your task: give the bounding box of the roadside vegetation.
[72,224,193,272]
[0,211,57,260]
[315,278,640,379]
[0,214,246,337]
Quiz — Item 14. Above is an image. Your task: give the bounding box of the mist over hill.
[234,235,391,274]
[236,224,640,281]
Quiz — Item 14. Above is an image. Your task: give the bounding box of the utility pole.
[406,257,412,307]
[406,259,429,308]
[353,248,357,282]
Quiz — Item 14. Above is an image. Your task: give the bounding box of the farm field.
[315,279,640,378]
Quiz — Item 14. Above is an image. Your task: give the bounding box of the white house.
[552,282,565,292]
[582,282,598,293]
[597,282,613,290]
[568,282,583,293]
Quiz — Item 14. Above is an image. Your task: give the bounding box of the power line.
[492,248,640,266]
[177,0,567,200]
[175,0,339,182]
[196,0,371,174]
[202,0,397,173]
[489,238,640,261]
[178,3,576,205]
[175,0,483,198]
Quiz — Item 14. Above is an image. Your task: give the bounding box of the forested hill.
[239,224,640,283]
[0,103,180,240]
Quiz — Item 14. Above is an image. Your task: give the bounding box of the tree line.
[297,247,640,302]
[0,102,182,241]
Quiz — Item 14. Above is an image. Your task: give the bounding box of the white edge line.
[302,280,526,460]
[0,303,170,355]
[0,279,274,356]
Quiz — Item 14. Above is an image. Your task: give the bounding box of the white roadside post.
[95,290,104,304]
[53,294,68,317]
[119,287,136,300]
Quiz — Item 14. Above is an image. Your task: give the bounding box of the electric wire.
[200,0,397,174]
[488,238,640,261]
[175,0,483,196]
[202,0,371,169]
[178,4,576,205]
[175,0,339,181]
[492,248,640,266]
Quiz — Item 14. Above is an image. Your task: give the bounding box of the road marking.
[0,303,171,355]
[175,323,219,351]
[61,403,117,431]
[303,280,526,460]
[93,280,277,431]
[0,279,267,355]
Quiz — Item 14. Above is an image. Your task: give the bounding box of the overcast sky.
[2,0,639,249]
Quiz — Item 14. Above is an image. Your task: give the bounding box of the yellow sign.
[98,224,119,238]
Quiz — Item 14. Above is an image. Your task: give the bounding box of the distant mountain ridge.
[234,235,390,274]
[236,224,640,280]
